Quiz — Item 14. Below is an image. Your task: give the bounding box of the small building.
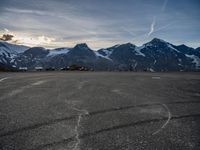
[19,67,28,71]
[35,66,43,71]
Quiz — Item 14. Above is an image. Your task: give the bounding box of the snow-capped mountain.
[0,38,200,71]
[0,41,29,68]
[96,38,200,71]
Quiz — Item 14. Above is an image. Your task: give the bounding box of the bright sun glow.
[1,29,55,47]
[16,35,55,46]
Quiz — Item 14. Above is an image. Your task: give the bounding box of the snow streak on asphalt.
[71,80,90,150]
[72,107,89,150]
[111,89,123,95]
[0,77,8,82]
[77,81,89,90]
[31,80,46,86]
[1,100,199,138]
[0,80,46,99]
[152,104,171,135]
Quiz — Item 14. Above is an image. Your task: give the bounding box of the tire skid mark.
[30,136,75,150]
[0,116,76,137]
[112,114,200,150]
[89,100,200,116]
[80,114,200,139]
[28,113,200,150]
[0,100,200,138]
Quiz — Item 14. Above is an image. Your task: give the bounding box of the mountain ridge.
[0,38,199,71]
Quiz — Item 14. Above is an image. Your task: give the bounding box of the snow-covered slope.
[0,41,28,54]
[0,41,29,65]
[185,54,200,68]
[0,38,199,71]
[94,51,112,60]
[48,48,70,56]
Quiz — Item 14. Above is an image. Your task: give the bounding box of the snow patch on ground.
[101,49,113,57]
[48,48,70,56]
[94,51,112,60]
[0,77,8,82]
[135,46,145,57]
[186,54,200,68]
[152,104,171,135]
[0,42,28,53]
[133,62,137,69]
[72,106,89,150]
[168,44,180,53]
[1,80,46,99]
[31,80,46,86]
[149,68,155,72]
[113,44,120,48]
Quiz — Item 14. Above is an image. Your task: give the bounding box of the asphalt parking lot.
[0,72,200,150]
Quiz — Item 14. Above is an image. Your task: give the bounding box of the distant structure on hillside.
[19,67,28,71]
[35,67,43,71]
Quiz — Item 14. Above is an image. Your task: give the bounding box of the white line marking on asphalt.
[152,76,161,79]
[152,104,171,135]
[0,77,8,82]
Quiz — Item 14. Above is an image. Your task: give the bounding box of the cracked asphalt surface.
[0,72,200,150]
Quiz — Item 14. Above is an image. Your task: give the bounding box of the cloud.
[0,0,199,49]
[147,17,156,37]
[162,0,168,12]
[37,36,55,44]
[145,0,170,38]
[0,34,14,41]
[5,8,46,16]
[13,35,56,47]
[4,28,9,32]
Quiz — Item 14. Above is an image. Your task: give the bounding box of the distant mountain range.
[0,38,200,71]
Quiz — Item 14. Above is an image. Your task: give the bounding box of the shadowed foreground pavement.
[0,72,200,150]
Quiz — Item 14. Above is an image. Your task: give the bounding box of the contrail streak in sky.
[147,17,156,37]
[162,0,168,11]
[146,0,169,37]
[154,21,176,33]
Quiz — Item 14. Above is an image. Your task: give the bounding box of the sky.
[0,0,199,49]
